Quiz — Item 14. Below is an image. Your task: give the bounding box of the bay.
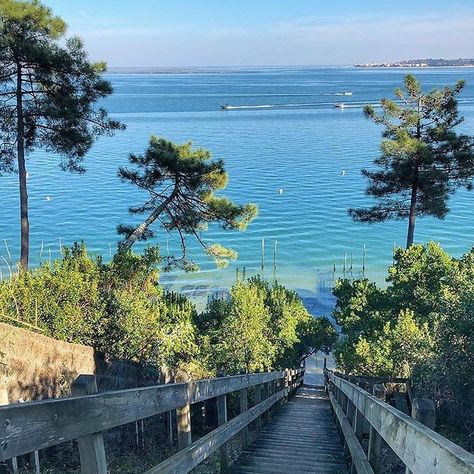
[1,67,473,309]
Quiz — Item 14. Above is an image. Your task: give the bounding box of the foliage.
[0,0,123,268]
[0,244,198,374]
[196,275,337,374]
[0,245,333,380]
[118,136,257,270]
[350,74,474,248]
[333,242,474,450]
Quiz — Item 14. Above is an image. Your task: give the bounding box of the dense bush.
[196,275,337,374]
[333,242,474,450]
[0,244,201,376]
[0,244,336,381]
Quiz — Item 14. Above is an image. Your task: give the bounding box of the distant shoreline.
[355,59,474,68]
[106,64,474,74]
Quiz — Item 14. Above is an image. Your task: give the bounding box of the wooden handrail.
[0,368,304,473]
[325,369,474,474]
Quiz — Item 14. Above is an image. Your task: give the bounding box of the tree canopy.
[0,0,123,268]
[195,275,337,374]
[349,74,474,247]
[333,242,474,451]
[118,136,258,270]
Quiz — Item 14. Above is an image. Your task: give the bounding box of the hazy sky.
[45,0,474,67]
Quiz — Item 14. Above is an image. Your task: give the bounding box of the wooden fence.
[325,369,474,474]
[0,368,304,473]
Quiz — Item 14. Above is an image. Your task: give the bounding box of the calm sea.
[2,67,474,309]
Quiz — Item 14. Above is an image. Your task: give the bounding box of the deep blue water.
[1,67,474,306]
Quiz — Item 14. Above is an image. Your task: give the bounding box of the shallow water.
[1,67,474,310]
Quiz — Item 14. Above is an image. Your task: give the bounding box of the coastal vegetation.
[333,242,474,450]
[0,0,123,269]
[118,136,258,270]
[350,74,474,247]
[0,243,336,378]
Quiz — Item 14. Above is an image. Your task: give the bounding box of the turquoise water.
[1,67,474,307]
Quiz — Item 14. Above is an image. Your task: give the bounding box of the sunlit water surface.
[2,67,474,313]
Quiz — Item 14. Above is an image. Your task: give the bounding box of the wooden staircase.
[231,386,348,474]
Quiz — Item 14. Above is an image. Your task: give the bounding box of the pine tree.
[349,74,474,248]
[0,0,124,269]
[118,136,258,269]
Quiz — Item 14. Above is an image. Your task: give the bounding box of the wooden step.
[230,386,348,474]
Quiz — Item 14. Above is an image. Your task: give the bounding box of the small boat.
[220,104,231,110]
[343,91,353,96]
[334,103,346,109]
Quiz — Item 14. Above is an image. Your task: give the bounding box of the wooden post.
[29,451,40,474]
[405,398,436,474]
[166,410,174,445]
[263,382,270,424]
[71,375,107,474]
[217,394,228,473]
[254,384,262,433]
[354,408,364,443]
[239,388,248,449]
[285,369,292,400]
[176,371,192,450]
[0,389,18,474]
[368,383,386,474]
[345,399,356,459]
[176,403,192,450]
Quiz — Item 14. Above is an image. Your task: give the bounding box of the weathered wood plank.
[231,385,348,474]
[0,371,284,460]
[239,388,248,449]
[327,372,474,474]
[218,394,229,472]
[328,391,374,474]
[367,384,385,474]
[146,386,290,474]
[71,375,107,474]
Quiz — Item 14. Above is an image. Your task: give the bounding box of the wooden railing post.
[176,404,192,450]
[217,394,228,472]
[345,398,356,460]
[368,383,386,474]
[71,375,107,474]
[166,410,174,446]
[176,371,192,450]
[263,381,270,425]
[254,384,262,433]
[353,407,364,443]
[0,389,18,474]
[405,398,436,474]
[239,388,248,449]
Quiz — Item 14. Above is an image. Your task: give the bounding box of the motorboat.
[334,103,346,109]
[343,91,353,96]
[220,104,231,110]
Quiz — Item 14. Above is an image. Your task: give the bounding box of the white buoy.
[341,170,346,175]
[279,188,283,195]
[45,196,52,201]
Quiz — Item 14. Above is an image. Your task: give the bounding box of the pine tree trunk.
[16,65,29,270]
[119,188,178,251]
[406,171,417,248]
[407,114,422,249]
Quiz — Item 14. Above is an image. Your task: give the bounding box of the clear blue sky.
[45,0,474,67]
